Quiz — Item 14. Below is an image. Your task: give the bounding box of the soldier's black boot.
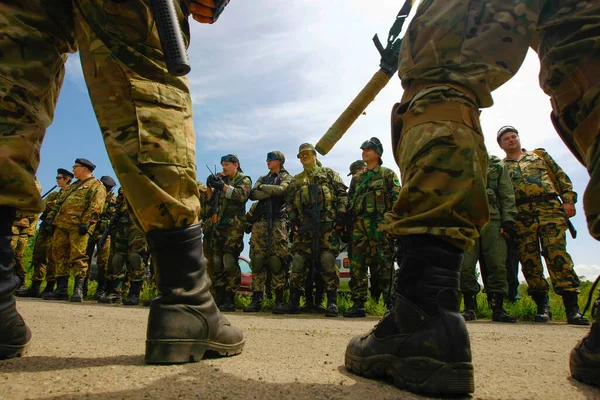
[243,292,263,312]
[218,290,236,312]
[0,206,31,360]
[70,277,85,302]
[343,299,366,318]
[315,289,326,313]
[488,292,516,323]
[531,293,552,322]
[214,286,225,308]
[145,223,244,364]
[43,276,69,301]
[98,279,122,304]
[94,279,106,300]
[461,292,477,321]
[16,280,42,298]
[123,280,142,306]
[299,290,314,313]
[273,289,301,314]
[570,287,600,386]
[40,280,55,297]
[81,276,89,299]
[345,235,474,396]
[325,290,339,317]
[272,289,284,312]
[563,292,590,325]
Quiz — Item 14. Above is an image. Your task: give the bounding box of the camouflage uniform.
[28,190,60,284]
[288,166,348,293]
[42,189,68,284]
[209,172,251,293]
[248,169,293,293]
[51,177,106,279]
[461,155,517,295]
[348,165,400,302]
[84,190,118,284]
[10,179,42,283]
[504,149,580,295]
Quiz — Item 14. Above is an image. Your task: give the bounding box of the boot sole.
[145,339,245,364]
[345,353,474,396]
[571,349,600,387]
[0,342,30,360]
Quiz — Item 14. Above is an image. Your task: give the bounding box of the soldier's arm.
[497,164,517,224]
[286,179,299,222]
[386,169,401,205]
[259,173,293,197]
[331,170,349,214]
[224,176,252,203]
[249,175,268,200]
[541,150,577,204]
[81,182,107,226]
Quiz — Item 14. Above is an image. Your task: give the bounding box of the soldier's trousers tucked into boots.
[145,223,244,364]
[345,235,474,396]
[0,206,31,360]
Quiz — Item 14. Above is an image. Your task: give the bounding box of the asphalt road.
[1,298,599,399]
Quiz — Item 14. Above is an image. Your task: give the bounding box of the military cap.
[100,176,117,190]
[74,158,96,172]
[348,160,366,176]
[497,125,519,144]
[267,151,285,165]
[360,137,384,156]
[220,154,243,172]
[297,143,317,158]
[57,168,74,179]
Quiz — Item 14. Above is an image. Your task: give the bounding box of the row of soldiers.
[13,159,149,306]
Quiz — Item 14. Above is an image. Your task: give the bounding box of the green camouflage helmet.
[267,150,286,165]
[297,143,317,158]
[348,160,366,176]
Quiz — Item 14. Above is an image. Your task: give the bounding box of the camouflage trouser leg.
[30,227,51,282]
[46,234,57,281]
[479,220,508,295]
[250,219,290,292]
[11,230,29,280]
[516,213,580,295]
[52,226,91,279]
[0,1,200,231]
[460,237,482,295]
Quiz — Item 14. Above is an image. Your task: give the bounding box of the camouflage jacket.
[92,190,119,236]
[503,148,577,208]
[249,169,293,221]
[287,165,348,224]
[13,179,42,236]
[215,172,252,222]
[348,165,400,218]
[53,177,107,230]
[487,155,517,223]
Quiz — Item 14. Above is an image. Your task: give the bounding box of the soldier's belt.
[515,194,558,207]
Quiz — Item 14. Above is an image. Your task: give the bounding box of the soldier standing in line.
[344,138,400,318]
[18,169,74,298]
[498,127,588,325]
[205,155,251,312]
[243,151,292,313]
[11,178,42,293]
[43,158,106,302]
[460,154,517,323]
[84,175,118,300]
[274,143,348,317]
[99,189,147,306]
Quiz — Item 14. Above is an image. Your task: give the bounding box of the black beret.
[100,176,117,189]
[57,168,74,179]
[74,158,96,171]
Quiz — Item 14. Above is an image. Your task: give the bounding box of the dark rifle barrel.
[96,197,125,252]
[150,0,191,76]
[42,185,58,199]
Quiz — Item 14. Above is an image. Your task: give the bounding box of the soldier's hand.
[501,221,517,239]
[562,203,576,218]
[190,0,230,24]
[334,212,347,232]
[210,180,225,191]
[290,221,300,236]
[78,224,89,235]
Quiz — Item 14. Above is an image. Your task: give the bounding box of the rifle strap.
[350,170,376,209]
[51,177,94,220]
[532,150,563,201]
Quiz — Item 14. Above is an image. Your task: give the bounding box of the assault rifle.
[150,0,190,76]
[96,196,126,253]
[42,185,58,199]
[316,0,413,155]
[297,184,321,284]
[205,165,227,243]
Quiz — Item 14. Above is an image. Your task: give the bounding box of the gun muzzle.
[150,0,191,76]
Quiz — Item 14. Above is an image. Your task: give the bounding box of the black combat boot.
[214,286,226,308]
[98,279,122,304]
[123,280,142,306]
[218,290,236,312]
[345,235,474,396]
[325,290,339,317]
[488,292,516,323]
[315,289,326,313]
[273,289,284,311]
[299,290,314,313]
[570,285,600,386]
[40,280,55,297]
[145,223,244,364]
[42,276,69,301]
[81,276,89,299]
[70,277,85,302]
[0,206,31,360]
[563,292,590,325]
[243,292,263,312]
[94,279,106,300]
[273,289,301,314]
[343,299,366,318]
[461,292,477,321]
[531,293,552,322]
[16,280,42,298]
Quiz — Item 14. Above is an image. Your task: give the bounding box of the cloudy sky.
[37,1,598,280]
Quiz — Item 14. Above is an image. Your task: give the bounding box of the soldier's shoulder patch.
[393,176,400,187]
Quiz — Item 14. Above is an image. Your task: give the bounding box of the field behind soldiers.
[1,298,599,400]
